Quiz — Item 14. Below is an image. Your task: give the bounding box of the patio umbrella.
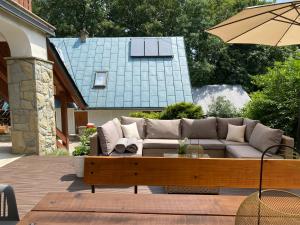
[206,0,300,150]
[206,1,300,46]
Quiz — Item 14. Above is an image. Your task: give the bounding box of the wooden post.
[60,94,69,149]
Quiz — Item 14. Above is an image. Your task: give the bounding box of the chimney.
[12,0,32,11]
[80,28,89,43]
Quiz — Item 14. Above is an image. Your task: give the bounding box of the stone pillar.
[6,57,56,155]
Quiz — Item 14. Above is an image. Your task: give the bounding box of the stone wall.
[6,57,56,155]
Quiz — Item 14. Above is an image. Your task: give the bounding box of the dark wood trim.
[60,95,69,149]
[47,41,87,110]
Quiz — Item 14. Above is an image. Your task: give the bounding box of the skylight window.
[94,71,107,87]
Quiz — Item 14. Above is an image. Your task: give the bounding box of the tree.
[32,0,108,37]
[32,0,293,90]
[243,55,300,139]
[207,96,239,118]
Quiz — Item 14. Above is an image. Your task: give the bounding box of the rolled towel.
[126,138,139,153]
[115,138,127,153]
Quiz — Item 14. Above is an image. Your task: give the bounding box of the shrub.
[45,148,69,156]
[207,96,240,118]
[160,102,204,119]
[72,128,97,156]
[242,56,300,139]
[129,111,161,119]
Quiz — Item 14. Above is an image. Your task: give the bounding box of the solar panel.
[158,38,173,57]
[131,38,144,57]
[145,38,158,56]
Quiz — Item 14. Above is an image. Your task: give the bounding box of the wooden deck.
[0,156,298,219]
[0,156,164,218]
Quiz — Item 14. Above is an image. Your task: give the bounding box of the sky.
[276,0,292,2]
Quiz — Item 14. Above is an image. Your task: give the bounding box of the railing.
[56,128,69,149]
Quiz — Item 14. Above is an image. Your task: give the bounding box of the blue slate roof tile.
[50,37,192,109]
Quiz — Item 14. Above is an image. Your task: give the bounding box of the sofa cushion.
[243,118,259,142]
[220,139,250,146]
[121,116,145,139]
[226,145,283,159]
[112,118,123,139]
[249,123,283,154]
[226,124,246,143]
[226,145,263,158]
[217,118,243,139]
[97,120,120,155]
[197,139,226,150]
[181,118,217,139]
[121,123,141,139]
[146,119,181,139]
[143,139,180,149]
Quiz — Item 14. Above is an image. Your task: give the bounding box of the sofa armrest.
[90,133,100,156]
[279,135,295,158]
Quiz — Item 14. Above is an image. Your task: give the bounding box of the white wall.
[55,108,76,134]
[87,110,141,127]
[0,10,47,59]
[56,109,156,134]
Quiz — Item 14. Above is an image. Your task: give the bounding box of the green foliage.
[160,102,204,119]
[242,55,300,139]
[207,96,240,118]
[129,111,161,119]
[45,148,69,156]
[72,128,97,156]
[72,145,90,156]
[129,102,204,120]
[32,0,293,90]
[178,138,189,155]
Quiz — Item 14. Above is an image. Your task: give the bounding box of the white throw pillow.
[226,124,246,143]
[121,122,141,139]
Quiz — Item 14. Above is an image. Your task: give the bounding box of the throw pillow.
[217,118,243,139]
[249,123,284,154]
[243,118,259,142]
[121,116,145,139]
[121,123,141,139]
[226,124,246,143]
[112,118,123,139]
[97,120,120,155]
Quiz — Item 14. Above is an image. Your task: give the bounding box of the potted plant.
[72,128,96,178]
[178,137,189,157]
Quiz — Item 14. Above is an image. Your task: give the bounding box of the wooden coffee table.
[163,153,220,194]
[18,192,245,225]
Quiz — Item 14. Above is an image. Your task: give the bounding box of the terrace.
[0,0,300,225]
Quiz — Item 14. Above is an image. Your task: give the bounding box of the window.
[94,71,108,87]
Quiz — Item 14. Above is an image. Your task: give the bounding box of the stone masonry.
[6,57,56,155]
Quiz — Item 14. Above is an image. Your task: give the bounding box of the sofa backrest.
[181,118,218,139]
[145,119,181,139]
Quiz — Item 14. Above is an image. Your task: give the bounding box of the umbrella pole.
[297,106,300,152]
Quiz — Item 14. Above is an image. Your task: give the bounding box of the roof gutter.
[0,0,55,36]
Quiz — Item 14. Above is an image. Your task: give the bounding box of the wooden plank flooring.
[0,156,163,218]
[0,156,299,219]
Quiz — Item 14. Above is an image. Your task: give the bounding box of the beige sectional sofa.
[90,116,294,159]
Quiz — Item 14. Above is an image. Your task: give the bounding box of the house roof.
[49,37,193,109]
[0,0,55,36]
[192,85,251,113]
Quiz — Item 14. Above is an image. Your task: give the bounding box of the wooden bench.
[84,157,300,193]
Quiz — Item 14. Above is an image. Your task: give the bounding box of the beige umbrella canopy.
[206,1,300,46]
